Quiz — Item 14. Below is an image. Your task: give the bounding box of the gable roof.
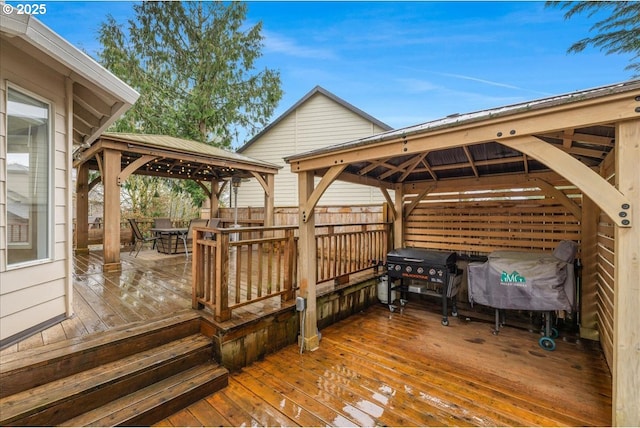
[237,86,392,153]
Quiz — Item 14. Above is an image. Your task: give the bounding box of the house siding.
[236,92,391,208]
[0,40,69,343]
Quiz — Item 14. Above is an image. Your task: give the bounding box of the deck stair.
[0,311,228,426]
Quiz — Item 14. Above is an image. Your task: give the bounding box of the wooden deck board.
[157,302,612,427]
[1,249,612,427]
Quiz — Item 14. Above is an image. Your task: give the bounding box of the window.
[6,86,52,266]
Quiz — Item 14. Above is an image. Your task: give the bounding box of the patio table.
[150,227,188,254]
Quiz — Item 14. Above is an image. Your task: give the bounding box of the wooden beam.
[398,153,428,182]
[289,91,639,173]
[301,164,347,223]
[402,170,569,194]
[612,120,640,426]
[531,178,582,220]
[503,136,631,227]
[117,155,158,185]
[463,146,479,177]
[379,187,395,221]
[404,186,435,218]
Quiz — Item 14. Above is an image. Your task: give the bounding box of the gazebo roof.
[74,132,280,182]
[285,79,639,187]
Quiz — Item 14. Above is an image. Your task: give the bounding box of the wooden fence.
[404,185,582,256]
[191,221,390,322]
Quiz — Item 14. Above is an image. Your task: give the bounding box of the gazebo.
[286,79,639,425]
[73,132,280,271]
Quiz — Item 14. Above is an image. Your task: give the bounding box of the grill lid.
[387,247,457,266]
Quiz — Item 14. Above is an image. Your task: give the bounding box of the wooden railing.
[192,221,391,322]
[192,226,297,322]
[315,222,389,283]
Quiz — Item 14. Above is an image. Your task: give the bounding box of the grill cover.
[467,241,577,311]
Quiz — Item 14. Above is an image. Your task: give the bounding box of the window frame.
[5,82,55,269]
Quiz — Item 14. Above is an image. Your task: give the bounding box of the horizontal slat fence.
[217,204,384,227]
[404,185,582,256]
[596,159,616,369]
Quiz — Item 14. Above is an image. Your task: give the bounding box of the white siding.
[237,92,392,208]
[0,40,69,343]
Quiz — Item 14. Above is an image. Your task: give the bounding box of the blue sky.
[28,1,634,147]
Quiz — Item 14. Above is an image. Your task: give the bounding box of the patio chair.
[153,217,172,229]
[204,218,221,240]
[128,218,159,257]
[179,218,208,258]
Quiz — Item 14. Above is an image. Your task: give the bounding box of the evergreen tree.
[548,1,640,76]
[98,1,283,148]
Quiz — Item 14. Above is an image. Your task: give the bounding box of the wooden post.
[215,232,230,321]
[264,174,275,227]
[298,170,319,351]
[192,229,204,309]
[282,228,295,302]
[102,148,121,272]
[393,184,404,249]
[210,179,220,218]
[75,162,90,255]
[612,120,640,426]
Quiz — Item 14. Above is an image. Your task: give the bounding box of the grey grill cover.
[467,241,577,311]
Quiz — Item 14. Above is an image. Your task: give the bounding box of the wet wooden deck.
[157,301,612,427]
[2,249,612,426]
[1,248,287,355]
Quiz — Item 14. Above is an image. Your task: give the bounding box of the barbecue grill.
[386,247,461,325]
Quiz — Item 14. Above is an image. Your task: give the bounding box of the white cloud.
[263,30,337,60]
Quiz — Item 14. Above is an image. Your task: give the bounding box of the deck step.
[0,314,228,427]
[0,310,203,398]
[0,332,225,426]
[60,362,228,427]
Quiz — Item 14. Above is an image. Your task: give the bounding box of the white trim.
[1,12,139,105]
[5,82,55,268]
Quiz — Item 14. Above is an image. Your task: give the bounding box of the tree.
[548,1,640,75]
[98,1,282,147]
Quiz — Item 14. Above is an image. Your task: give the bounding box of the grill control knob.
[417,267,424,274]
[437,270,443,276]
[406,266,412,273]
[395,265,401,271]
[429,268,436,276]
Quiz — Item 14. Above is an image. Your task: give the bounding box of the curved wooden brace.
[301,164,347,223]
[250,171,271,197]
[88,175,102,192]
[531,178,582,221]
[216,180,229,199]
[503,136,631,227]
[117,155,159,186]
[194,181,212,199]
[95,153,103,182]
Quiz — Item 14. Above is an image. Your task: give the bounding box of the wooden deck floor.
[2,249,612,426]
[155,300,611,427]
[1,248,286,355]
